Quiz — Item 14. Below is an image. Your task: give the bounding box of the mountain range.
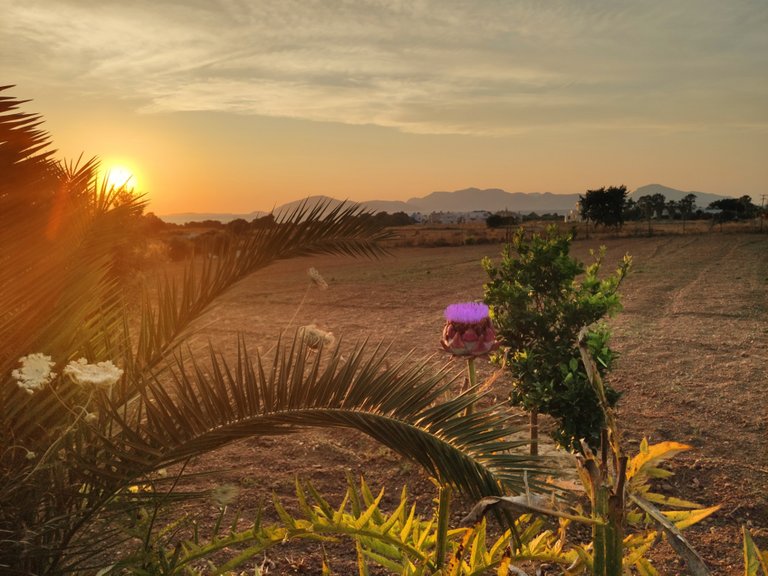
[626,184,731,207]
[159,184,734,225]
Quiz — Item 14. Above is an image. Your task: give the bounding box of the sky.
[2,0,766,215]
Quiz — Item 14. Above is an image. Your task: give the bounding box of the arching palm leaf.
[130,200,391,376]
[108,338,544,501]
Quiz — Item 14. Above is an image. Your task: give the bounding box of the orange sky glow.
[3,2,766,216]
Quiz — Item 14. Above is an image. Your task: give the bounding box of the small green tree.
[680,193,697,231]
[482,226,631,452]
[578,185,628,229]
[709,195,760,221]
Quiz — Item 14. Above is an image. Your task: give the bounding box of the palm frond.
[131,199,391,374]
[1,86,551,575]
[0,85,58,216]
[0,180,144,414]
[108,336,547,502]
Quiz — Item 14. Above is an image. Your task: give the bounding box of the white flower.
[210,484,239,507]
[12,353,56,394]
[64,358,123,391]
[300,324,335,350]
[307,267,329,290]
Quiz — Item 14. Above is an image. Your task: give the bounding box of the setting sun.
[104,164,137,190]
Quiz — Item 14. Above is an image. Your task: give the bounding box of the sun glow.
[104,165,138,190]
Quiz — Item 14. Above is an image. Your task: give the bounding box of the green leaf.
[743,527,768,576]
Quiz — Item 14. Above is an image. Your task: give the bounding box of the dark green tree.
[679,193,697,231]
[638,193,667,219]
[251,213,276,229]
[578,185,628,229]
[708,196,759,221]
[622,197,640,222]
[635,193,666,235]
[666,199,680,220]
[226,217,250,235]
[486,212,519,228]
[482,227,631,452]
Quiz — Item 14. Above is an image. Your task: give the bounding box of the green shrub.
[482,226,630,451]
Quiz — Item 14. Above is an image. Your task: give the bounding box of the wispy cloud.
[2,0,766,135]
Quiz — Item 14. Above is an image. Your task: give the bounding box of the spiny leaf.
[630,493,713,576]
[661,505,721,530]
[635,557,660,576]
[355,488,386,529]
[743,527,768,576]
[642,491,704,510]
[627,440,691,483]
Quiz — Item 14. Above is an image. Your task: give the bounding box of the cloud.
[2,0,766,135]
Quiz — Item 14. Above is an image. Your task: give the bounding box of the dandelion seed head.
[12,353,56,394]
[211,484,239,507]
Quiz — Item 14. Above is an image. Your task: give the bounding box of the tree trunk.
[529,409,538,456]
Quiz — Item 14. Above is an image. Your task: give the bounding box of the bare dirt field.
[173,230,767,575]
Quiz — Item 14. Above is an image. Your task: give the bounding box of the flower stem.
[465,357,476,415]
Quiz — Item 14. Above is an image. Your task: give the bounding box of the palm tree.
[0,86,542,575]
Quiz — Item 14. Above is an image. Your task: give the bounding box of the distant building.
[564,203,582,222]
[421,210,494,224]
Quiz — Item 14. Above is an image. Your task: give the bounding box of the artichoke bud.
[441,302,498,357]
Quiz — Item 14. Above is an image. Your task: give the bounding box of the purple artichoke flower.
[441,302,498,357]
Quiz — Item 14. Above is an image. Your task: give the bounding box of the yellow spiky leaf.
[661,505,720,530]
[497,546,512,576]
[635,557,660,576]
[627,440,691,482]
[643,491,703,510]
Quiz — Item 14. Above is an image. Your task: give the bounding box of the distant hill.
[629,184,733,209]
[160,196,356,225]
[159,211,267,225]
[159,184,736,224]
[159,189,580,224]
[272,195,358,217]
[404,188,580,213]
[358,199,414,213]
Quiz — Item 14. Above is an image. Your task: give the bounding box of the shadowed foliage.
[0,86,544,575]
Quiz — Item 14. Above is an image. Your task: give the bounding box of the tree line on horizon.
[148,186,764,261]
[577,185,763,230]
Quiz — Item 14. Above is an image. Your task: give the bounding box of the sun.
[104,164,138,190]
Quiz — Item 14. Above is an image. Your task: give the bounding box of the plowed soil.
[174,231,767,575]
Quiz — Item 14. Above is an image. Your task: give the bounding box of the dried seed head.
[308,267,329,290]
[211,484,239,507]
[300,324,335,350]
